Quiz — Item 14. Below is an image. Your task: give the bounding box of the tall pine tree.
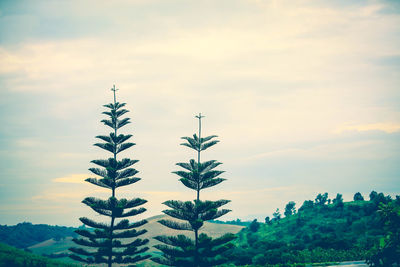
[69,86,150,267]
[152,113,235,266]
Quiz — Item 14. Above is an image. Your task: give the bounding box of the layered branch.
[82,197,147,218]
[180,134,219,152]
[174,159,225,192]
[91,158,139,170]
[158,219,193,231]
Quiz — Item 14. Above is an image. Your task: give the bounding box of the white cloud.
[52,173,89,184]
[336,122,400,134]
[244,140,385,161]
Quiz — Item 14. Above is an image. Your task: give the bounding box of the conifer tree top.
[111,84,118,103]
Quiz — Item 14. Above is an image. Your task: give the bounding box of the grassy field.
[29,214,244,266]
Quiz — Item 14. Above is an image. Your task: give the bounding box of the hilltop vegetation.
[0,222,77,249]
[210,219,251,227]
[226,191,398,266]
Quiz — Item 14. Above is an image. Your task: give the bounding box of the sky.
[0,0,399,226]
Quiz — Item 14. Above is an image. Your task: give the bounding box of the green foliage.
[284,201,296,217]
[210,219,251,227]
[315,193,328,206]
[0,242,78,267]
[272,209,281,222]
[0,223,76,249]
[366,201,400,266]
[249,220,260,233]
[354,192,365,201]
[69,87,149,266]
[230,191,397,266]
[298,200,314,212]
[332,193,344,209]
[370,191,378,201]
[371,193,391,207]
[152,114,235,266]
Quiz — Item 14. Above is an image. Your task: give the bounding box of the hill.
[28,214,244,265]
[227,191,397,266]
[0,242,78,267]
[0,222,77,249]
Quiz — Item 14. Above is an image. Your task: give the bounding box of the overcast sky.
[0,0,399,226]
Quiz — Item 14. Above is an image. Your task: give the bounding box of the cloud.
[31,182,109,202]
[217,186,294,196]
[244,139,386,162]
[15,138,40,148]
[32,191,85,201]
[1,0,400,225]
[336,123,400,134]
[0,0,398,91]
[53,174,89,184]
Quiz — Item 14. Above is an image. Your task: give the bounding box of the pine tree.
[69,86,150,267]
[152,113,235,267]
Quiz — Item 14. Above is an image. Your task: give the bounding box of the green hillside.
[0,222,77,249]
[0,242,79,267]
[227,192,398,266]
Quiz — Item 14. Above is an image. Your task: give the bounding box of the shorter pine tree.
[152,114,235,267]
[69,86,150,267]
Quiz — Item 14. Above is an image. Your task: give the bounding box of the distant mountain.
[0,222,77,249]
